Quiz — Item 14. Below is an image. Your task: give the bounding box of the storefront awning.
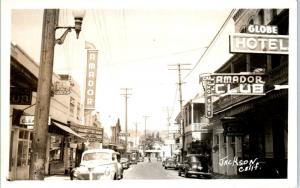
[53,122,85,139]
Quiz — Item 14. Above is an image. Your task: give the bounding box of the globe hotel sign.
[229,25,289,54]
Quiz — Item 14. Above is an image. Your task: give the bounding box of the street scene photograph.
[1,1,298,188]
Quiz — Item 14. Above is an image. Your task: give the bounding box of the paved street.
[124,159,184,180]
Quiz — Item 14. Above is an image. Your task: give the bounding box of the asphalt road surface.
[123,158,184,179]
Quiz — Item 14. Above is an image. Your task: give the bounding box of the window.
[69,97,75,116]
[240,26,246,33]
[17,130,32,166]
[76,102,81,120]
[258,10,264,25]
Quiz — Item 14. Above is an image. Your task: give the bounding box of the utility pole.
[29,9,59,180]
[168,63,191,163]
[143,115,150,152]
[121,88,132,153]
[165,107,173,156]
[134,122,139,148]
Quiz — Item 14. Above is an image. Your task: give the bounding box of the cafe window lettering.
[17,130,33,166]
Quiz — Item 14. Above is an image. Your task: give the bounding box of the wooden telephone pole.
[121,88,132,152]
[168,63,191,163]
[29,9,59,180]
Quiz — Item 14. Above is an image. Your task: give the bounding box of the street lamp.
[55,10,86,44]
[29,9,85,180]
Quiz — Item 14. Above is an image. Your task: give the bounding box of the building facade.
[9,44,85,180]
[210,9,288,178]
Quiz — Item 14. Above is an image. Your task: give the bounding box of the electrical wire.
[183,9,236,80]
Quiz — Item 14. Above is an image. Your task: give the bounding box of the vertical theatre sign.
[84,50,98,109]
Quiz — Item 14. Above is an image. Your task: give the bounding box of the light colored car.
[71,149,123,180]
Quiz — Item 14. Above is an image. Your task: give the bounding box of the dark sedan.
[164,158,178,169]
[178,154,211,178]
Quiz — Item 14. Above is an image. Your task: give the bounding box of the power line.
[183,9,236,80]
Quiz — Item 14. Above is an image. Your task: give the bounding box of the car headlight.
[198,166,203,170]
[104,168,111,176]
[73,170,80,177]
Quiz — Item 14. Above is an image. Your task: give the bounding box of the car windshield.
[189,156,201,163]
[167,158,175,162]
[82,152,111,161]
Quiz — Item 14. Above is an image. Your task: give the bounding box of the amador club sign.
[200,73,266,96]
[200,73,266,118]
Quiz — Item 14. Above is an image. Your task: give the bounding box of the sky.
[10,8,234,133]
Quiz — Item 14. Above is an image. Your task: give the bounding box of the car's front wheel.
[178,169,181,176]
[184,170,189,178]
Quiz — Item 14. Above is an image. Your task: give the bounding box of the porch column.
[219,133,226,174]
[226,136,235,175]
[212,134,219,173]
[64,137,70,174]
[191,103,194,124]
[264,119,274,158]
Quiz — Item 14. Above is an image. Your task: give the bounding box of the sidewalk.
[44,174,70,181]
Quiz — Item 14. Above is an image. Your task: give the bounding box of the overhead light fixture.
[55,9,86,44]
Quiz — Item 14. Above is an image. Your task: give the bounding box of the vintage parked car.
[178,154,211,178]
[138,156,144,162]
[164,157,178,169]
[120,157,130,169]
[70,149,123,180]
[156,156,162,161]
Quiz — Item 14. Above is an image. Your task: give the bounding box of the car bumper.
[187,171,211,176]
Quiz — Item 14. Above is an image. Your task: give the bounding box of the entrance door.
[15,129,33,180]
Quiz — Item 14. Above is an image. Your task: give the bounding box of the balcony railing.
[185,123,212,133]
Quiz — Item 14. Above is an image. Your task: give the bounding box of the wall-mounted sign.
[84,50,98,109]
[229,33,288,54]
[247,25,278,35]
[222,118,247,136]
[19,115,51,126]
[52,81,72,95]
[200,73,265,96]
[200,73,266,118]
[10,87,32,105]
[118,132,130,137]
[205,95,213,118]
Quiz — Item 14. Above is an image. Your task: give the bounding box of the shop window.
[17,130,32,167]
[50,136,64,161]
